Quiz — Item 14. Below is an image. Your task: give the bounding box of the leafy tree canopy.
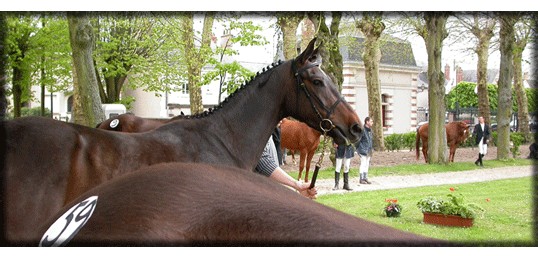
[446,81,536,112]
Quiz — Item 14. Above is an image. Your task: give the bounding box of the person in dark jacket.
[355,117,374,184]
[472,116,490,167]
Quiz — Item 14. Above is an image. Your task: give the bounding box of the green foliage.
[446,82,536,113]
[202,16,268,98]
[490,131,526,157]
[416,193,485,219]
[384,132,416,151]
[33,14,72,93]
[445,82,498,110]
[117,96,136,111]
[6,106,51,119]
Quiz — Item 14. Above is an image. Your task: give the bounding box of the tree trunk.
[356,12,386,151]
[276,13,303,59]
[181,13,214,115]
[10,31,31,118]
[11,67,24,117]
[470,15,496,128]
[40,18,46,117]
[68,13,104,127]
[307,12,343,90]
[475,35,492,127]
[0,13,7,119]
[513,33,531,142]
[497,13,517,160]
[424,13,449,164]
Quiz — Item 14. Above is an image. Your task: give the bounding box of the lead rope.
[309,119,334,189]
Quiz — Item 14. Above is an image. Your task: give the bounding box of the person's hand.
[295,180,317,199]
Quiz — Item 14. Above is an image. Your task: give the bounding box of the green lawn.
[316,177,535,245]
[288,158,534,181]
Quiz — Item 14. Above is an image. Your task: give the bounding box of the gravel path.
[278,144,535,195]
[315,165,535,196]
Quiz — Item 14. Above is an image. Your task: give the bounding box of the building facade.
[340,36,422,134]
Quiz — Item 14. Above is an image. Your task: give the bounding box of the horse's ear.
[295,37,317,64]
[310,41,323,63]
[312,41,323,57]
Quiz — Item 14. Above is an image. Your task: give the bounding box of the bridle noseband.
[292,59,344,133]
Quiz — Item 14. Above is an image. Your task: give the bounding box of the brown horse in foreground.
[2,38,362,244]
[280,118,321,182]
[38,162,448,246]
[416,121,470,163]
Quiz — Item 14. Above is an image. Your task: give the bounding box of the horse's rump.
[39,162,447,246]
[280,118,321,181]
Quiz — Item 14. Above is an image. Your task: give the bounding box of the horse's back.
[3,117,84,243]
[40,162,446,246]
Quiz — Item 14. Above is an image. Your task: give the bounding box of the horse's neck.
[167,64,291,169]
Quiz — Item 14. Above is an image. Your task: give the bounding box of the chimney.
[444,63,450,80]
[220,29,232,48]
[456,66,464,84]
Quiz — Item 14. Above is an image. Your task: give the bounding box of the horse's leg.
[422,141,428,163]
[296,150,303,181]
[299,150,308,182]
[305,150,316,183]
[449,145,455,162]
[291,150,297,165]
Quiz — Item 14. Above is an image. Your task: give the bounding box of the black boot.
[479,153,484,167]
[475,153,480,166]
[363,172,372,184]
[333,172,340,190]
[343,172,353,191]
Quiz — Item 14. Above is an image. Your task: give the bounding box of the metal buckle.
[320,119,335,132]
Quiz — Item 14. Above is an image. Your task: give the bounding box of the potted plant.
[384,199,402,217]
[416,189,484,227]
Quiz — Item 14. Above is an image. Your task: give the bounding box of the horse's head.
[286,38,362,145]
[461,121,471,141]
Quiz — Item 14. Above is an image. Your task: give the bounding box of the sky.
[1,1,535,74]
[209,14,534,75]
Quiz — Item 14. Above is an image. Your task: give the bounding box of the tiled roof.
[339,36,417,67]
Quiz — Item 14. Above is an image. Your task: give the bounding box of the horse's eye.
[312,80,323,86]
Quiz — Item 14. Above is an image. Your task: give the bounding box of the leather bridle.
[292,59,344,133]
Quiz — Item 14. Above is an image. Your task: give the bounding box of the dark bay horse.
[94,113,166,132]
[2,38,362,244]
[38,162,447,246]
[280,118,321,182]
[415,121,470,163]
[95,112,185,132]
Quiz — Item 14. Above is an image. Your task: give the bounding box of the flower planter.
[422,212,474,227]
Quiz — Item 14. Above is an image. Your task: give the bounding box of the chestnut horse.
[280,118,321,182]
[415,121,470,163]
[38,162,448,246]
[2,38,362,244]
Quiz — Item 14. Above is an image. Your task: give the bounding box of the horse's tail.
[415,127,420,160]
